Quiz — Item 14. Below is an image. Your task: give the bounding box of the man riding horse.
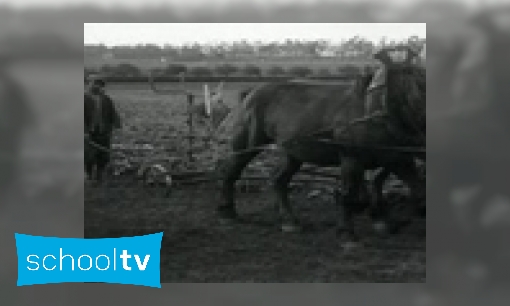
[359,43,426,225]
[365,43,424,118]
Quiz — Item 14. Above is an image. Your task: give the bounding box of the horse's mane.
[386,65,426,143]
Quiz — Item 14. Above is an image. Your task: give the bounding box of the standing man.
[84,75,121,182]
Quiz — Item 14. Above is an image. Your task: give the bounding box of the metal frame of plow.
[148,73,199,162]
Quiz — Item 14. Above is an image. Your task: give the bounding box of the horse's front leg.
[272,154,302,232]
[336,157,364,241]
[387,158,425,233]
[369,168,392,235]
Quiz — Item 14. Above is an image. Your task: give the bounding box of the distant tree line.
[85,36,425,61]
[85,62,371,79]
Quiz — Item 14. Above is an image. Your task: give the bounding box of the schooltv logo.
[15,232,163,288]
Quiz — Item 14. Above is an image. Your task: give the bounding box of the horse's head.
[385,64,426,143]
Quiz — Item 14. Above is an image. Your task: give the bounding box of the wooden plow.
[147,72,224,163]
[103,72,233,188]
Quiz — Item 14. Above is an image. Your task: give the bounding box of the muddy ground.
[85,176,425,282]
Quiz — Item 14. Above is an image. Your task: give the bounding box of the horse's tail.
[217,86,254,141]
[218,85,268,150]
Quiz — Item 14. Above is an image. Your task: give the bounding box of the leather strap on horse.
[279,112,425,156]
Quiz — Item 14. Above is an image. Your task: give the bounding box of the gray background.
[1,0,509,305]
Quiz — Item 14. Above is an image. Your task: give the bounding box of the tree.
[288,66,312,77]
[189,66,213,76]
[84,67,97,78]
[149,67,165,77]
[114,63,141,77]
[337,64,360,77]
[267,66,286,76]
[317,68,331,76]
[99,63,140,77]
[215,64,238,76]
[99,64,116,76]
[165,64,188,76]
[242,65,262,76]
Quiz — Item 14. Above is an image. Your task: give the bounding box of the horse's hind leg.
[272,154,302,232]
[337,157,364,241]
[218,112,266,220]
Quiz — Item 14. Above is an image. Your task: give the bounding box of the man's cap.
[88,74,107,87]
[373,44,421,64]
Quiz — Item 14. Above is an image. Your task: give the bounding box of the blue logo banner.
[15,232,163,288]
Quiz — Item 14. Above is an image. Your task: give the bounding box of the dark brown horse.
[218,65,425,239]
[334,66,425,238]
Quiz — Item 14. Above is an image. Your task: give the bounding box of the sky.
[84,23,426,46]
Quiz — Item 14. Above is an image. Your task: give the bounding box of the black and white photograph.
[4,0,510,304]
[84,23,426,282]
